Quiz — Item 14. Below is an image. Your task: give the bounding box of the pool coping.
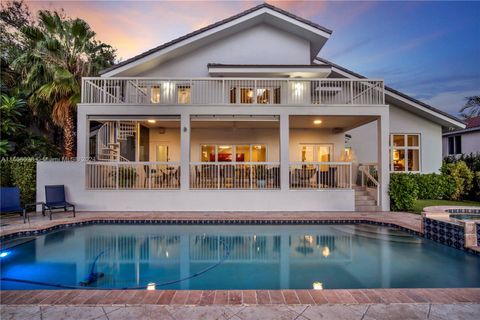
[1,288,480,306]
[0,211,422,241]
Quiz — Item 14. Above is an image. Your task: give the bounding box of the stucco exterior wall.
[36,162,354,211]
[346,104,443,173]
[137,24,310,77]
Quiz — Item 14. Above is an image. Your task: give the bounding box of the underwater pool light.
[147,282,156,290]
[312,281,323,290]
[0,251,10,258]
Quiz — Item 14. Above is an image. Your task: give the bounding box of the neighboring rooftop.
[465,116,480,129]
[443,115,480,135]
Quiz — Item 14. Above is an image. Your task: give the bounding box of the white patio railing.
[86,162,180,189]
[189,162,280,189]
[289,162,352,189]
[82,77,384,106]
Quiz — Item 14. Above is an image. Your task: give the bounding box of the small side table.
[23,202,45,223]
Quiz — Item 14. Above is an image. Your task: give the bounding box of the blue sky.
[27,1,480,116]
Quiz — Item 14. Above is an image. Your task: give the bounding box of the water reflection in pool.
[1,224,479,290]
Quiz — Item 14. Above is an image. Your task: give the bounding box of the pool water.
[1,224,479,290]
[450,214,480,221]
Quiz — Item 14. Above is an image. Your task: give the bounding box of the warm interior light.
[393,149,400,161]
[147,119,156,123]
[313,282,323,290]
[313,120,322,125]
[147,282,156,290]
[322,246,330,258]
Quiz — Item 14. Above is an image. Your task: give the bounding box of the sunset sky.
[25,0,480,116]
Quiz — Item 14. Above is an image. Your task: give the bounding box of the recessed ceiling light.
[313,120,322,125]
[147,119,156,123]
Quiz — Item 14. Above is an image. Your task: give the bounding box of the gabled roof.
[101,3,332,76]
[314,57,465,129]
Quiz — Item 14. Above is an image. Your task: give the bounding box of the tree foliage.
[1,1,116,158]
[460,95,480,118]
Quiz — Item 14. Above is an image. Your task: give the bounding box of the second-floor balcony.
[81,77,385,106]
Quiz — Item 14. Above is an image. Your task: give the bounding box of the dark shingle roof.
[315,57,465,126]
[100,3,332,75]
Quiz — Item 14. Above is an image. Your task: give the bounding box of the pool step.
[333,224,421,244]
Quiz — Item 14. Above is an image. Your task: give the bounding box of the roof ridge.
[100,2,331,75]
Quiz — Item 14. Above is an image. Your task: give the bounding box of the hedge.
[389,173,418,211]
[0,158,37,205]
[389,160,476,211]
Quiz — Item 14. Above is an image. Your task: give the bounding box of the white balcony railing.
[189,162,280,189]
[86,162,180,189]
[82,77,384,106]
[289,162,352,189]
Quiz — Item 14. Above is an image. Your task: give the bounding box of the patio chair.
[317,167,337,188]
[290,167,317,188]
[0,187,39,223]
[42,185,75,220]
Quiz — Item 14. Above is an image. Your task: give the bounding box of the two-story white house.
[37,3,465,212]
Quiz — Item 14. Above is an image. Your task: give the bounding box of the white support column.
[280,114,290,191]
[377,111,390,211]
[180,112,190,190]
[76,107,88,159]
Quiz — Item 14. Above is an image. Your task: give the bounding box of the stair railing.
[359,163,380,207]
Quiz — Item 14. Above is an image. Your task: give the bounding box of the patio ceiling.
[289,115,377,130]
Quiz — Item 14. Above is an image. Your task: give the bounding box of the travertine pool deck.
[1,289,480,319]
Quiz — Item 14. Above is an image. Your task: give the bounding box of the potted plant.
[110,166,138,188]
[256,165,267,188]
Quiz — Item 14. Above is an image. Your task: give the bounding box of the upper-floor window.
[448,135,462,155]
[390,134,420,172]
[177,85,191,104]
[229,87,281,104]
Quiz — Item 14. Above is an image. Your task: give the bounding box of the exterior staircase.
[96,121,136,161]
[354,185,379,212]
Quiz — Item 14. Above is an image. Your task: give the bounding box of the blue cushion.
[45,185,66,205]
[0,187,23,213]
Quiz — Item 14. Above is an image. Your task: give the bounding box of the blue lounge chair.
[0,187,38,223]
[42,185,75,220]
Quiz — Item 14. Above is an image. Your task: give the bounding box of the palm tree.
[14,10,115,158]
[460,95,480,119]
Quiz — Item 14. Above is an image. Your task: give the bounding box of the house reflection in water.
[18,225,400,290]
[78,226,353,289]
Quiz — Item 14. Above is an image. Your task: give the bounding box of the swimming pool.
[1,224,479,290]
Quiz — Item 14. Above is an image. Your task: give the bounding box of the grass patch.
[411,199,480,214]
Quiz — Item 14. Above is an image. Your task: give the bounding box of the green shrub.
[416,173,455,200]
[444,153,480,201]
[0,157,36,205]
[440,161,474,200]
[389,173,419,211]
